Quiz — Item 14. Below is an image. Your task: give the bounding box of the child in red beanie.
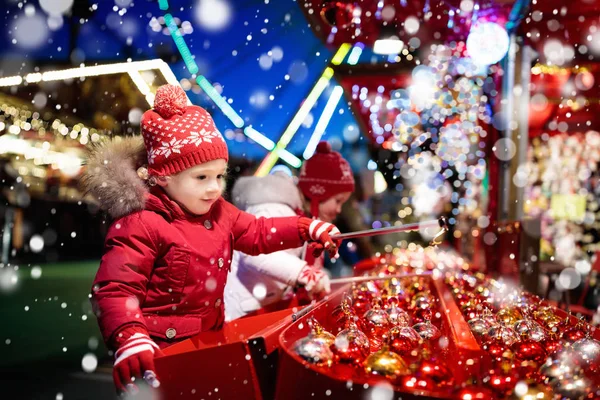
[82,85,341,396]
[225,141,354,320]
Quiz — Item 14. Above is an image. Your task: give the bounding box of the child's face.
[318,192,351,223]
[159,159,227,215]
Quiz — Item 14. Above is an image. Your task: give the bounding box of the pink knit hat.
[140,84,228,176]
[298,141,355,217]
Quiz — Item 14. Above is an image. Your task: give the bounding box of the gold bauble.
[364,346,410,379]
[496,307,523,326]
[508,382,554,399]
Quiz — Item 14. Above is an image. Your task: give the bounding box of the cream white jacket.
[224,173,309,321]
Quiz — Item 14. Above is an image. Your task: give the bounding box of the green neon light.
[158,0,169,10]
[244,127,275,150]
[277,148,302,168]
[196,76,245,128]
[164,14,199,75]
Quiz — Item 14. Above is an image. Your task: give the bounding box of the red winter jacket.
[92,188,302,348]
[84,136,302,350]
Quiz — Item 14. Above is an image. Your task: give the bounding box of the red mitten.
[298,217,341,258]
[112,326,164,396]
[296,265,331,299]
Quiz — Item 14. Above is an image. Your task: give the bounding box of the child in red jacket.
[83,85,340,396]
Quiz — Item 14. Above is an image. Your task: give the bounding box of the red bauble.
[485,369,518,394]
[516,360,542,381]
[413,307,433,323]
[543,337,564,357]
[512,340,547,363]
[332,324,371,364]
[396,375,436,391]
[484,342,511,362]
[454,386,495,400]
[386,326,421,356]
[417,359,454,387]
[562,326,586,342]
[352,298,370,316]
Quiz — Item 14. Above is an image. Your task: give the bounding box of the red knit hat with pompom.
[140,84,228,176]
[298,141,355,217]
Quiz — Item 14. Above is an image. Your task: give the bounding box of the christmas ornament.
[571,337,600,373]
[386,325,421,356]
[496,307,523,327]
[512,340,547,363]
[307,316,335,346]
[550,374,592,399]
[454,385,495,400]
[413,306,434,323]
[484,365,518,394]
[293,335,334,366]
[385,296,411,327]
[487,325,520,346]
[417,357,454,387]
[563,324,587,342]
[542,332,563,357]
[540,314,562,331]
[396,375,436,391]
[363,299,392,339]
[507,382,553,399]
[363,346,410,379]
[533,305,555,321]
[539,358,576,384]
[484,342,513,362]
[514,319,546,342]
[332,320,370,364]
[468,317,491,336]
[516,360,543,381]
[411,292,434,309]
[413,321,441,340]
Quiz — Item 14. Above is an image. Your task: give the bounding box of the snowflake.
[147,147,162,165]
[340,162,353,180]
[158,138,184,158]
[184,128,224,147]
[309,184,325,195]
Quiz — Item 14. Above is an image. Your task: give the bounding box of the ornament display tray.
[275,273,485,400]
[155,307,295,400]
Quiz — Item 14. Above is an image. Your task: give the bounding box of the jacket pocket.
[145,314,202,341]
[168,247,190,295]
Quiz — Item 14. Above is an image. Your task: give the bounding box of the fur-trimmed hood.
[81,136,149,219]
[231,173,303,211]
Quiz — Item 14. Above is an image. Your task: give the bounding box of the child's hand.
[296,264,331,299]
[113,328,164,396]
[298,217,342,258]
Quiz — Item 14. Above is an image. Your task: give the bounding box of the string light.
[531,63,591,75]
[0,59,179,87]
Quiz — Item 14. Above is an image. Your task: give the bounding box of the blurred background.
[1,0,600,398]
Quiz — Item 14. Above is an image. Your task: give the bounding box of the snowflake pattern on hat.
[158,138,184,159]
[140,84,229,175]
[309,184,326,195]
[183,128,225,147]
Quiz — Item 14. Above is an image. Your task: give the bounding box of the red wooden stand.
[155,308,295,400]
